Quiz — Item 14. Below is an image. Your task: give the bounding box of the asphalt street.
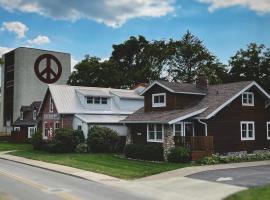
[0,159,146,200]
[188,165,270,188]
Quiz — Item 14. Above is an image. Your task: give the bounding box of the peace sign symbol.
[34,54,62,84]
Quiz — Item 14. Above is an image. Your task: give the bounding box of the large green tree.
[110,35,169,88]
[167,31,227,84]
[228,43,270,89]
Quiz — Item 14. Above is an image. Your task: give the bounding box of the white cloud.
[1,21,29,38]
[197,0,270,14]
[0,0,175,27]
[0,46,13,57]
[28,35,50,45]
[71,56,78,71]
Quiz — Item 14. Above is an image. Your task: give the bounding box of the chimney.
[196,74,208,91]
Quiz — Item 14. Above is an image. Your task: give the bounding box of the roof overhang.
[140,81,206,96]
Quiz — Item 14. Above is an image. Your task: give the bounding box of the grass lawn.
[224,185,270,200]
[0,143,189,179]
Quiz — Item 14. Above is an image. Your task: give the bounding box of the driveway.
[188,165,270,188]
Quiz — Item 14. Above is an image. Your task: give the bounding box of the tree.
[167,31,227,84]
[110,36,169,88]
[228,43,270,90]
[0,58,3,64]
[67,55,120,88]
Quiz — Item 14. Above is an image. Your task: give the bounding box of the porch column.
[126,125,132,145]
[163,124,175,161]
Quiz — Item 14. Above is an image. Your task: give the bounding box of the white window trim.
[33,110,37,120]
[147,124,164,143]
[49,97,54,113]
[54,121,60,130]
[28,126,36,138]
[240,121,255,141]
[242,92,254,106]
[152,93,166,108]
[173,122,183,136]
[86,96,108,105]
[14,127,20,132]
[20,111,23,120]
[43,122,48,139]
[267,122,270,140]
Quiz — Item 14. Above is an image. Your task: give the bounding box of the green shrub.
[31,129,43,150]
[73,130,85,143]
[167,146,191,163]
[196,154,221,165]
[47,128,80,153]
[87,126,118,153]
[75,143,88,153]
[124,144,164,161]
[114,136,126,153]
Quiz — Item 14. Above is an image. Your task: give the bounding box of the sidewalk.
[1,152,269,200]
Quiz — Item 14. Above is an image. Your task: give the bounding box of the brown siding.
[61,115,73,129]
[144,84,202,112]
[207,87,270,153]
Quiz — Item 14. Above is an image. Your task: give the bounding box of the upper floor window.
[33,110,37,120]
[86,96,108,105]
[241,121,255,141]
[20,111,23,120]
[267,122,270,140]
[49,97,54,113]
[147,124,164,142]
[242,92,254,106]
[173,123,183,136]
[152,93,166,107]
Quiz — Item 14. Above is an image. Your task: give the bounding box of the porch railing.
[175,136,214,151]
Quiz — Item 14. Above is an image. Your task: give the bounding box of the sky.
[0,0,270,69]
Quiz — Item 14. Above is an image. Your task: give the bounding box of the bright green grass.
[224,185,270,200]
[0,143,189,179]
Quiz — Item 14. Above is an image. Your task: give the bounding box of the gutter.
[197,118,208,136]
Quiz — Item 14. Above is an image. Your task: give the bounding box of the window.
[78,125,82,130]
[20,111,23,120]
[147,124,164,142]
[241,121,255,140]
[14,127,20,132]
[28,127,36,138]
[152,93,166,107]
[54,122,60,129]
[49,97,54,112]
[242,92,254,106]
[87,97,93,104]
[86,96,108,105]
[44,122,48,137]
[267,122,270,140]
[173,123,183,136]
[33,110,37,120]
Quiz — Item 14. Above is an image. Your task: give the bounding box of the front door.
[184,122,193,137]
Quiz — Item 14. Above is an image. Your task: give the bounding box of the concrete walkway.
[1,152,269,200]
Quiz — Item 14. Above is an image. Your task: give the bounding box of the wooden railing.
[175,136,214,151]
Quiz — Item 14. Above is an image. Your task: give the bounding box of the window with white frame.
[54,122,60,129]
[242,92,254,106]
[173,123,183,136]
[152,93,166,107]
[44,122,48,137]
[14,127,20,132]
[49,97,54,112]
[33,110,37,120]
[28,127,36,138]
[20,111,23,120]
[241,121,255,140]
[147,124,164,142]
[78,125,82,130]
[267,122,270,140]
[86,96,108,105]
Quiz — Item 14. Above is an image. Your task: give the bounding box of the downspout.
[197,118,208,136]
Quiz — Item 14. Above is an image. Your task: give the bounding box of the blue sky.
[0,0,269,67]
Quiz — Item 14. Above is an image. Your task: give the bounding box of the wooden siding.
[206,87,270,153]
[144,84,202,112]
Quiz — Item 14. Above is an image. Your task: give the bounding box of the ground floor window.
[78,125,82,130]
[173,123,183,136]
[241,121,255,141]
[54,121,60,129]
[28,127,36,138]
[14,127,20,132]
[147,124,164,142]
[267,122,270,140]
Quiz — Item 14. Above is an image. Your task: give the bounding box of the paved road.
[188,165,270,188]
[0,159,146,200]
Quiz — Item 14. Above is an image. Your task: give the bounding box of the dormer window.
[242,92,254,106]
[152,93,166,107]
[20,111,23,120]
[86,96,108,105]
[49,97,54,112]
[33,110,37,120]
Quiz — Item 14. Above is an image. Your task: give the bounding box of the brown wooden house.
[123,77,270,160]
